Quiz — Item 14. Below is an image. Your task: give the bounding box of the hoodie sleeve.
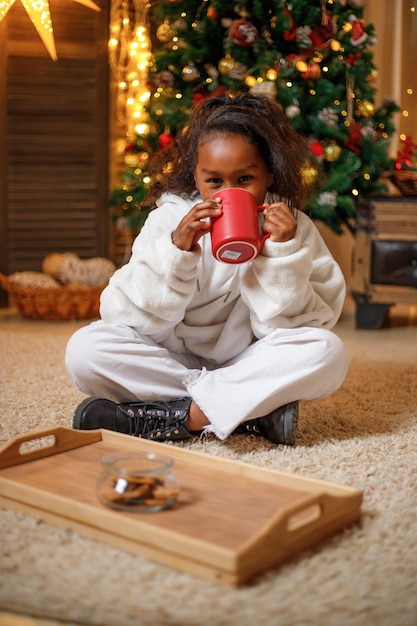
[100,195,201,335]
[241,211,346,337]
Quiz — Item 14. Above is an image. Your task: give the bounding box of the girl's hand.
[171,199,222,251]
[262,202,297,242]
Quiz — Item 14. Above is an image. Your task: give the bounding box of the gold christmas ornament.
[356,100,375,118]
[324,141,342,162]
[218,54,235,75]
[156,20,174,43]
[366,69,378,82]
[301,165,318,185]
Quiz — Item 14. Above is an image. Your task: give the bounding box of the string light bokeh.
[399,3,416,158]
[366,0,417,159]
[108,0,153,140]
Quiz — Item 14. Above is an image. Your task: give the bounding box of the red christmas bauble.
[228,19,258,47]
[207,6,218,19]
[124,142,137,153]
[309,139,325,158]
[301,61,321,80]
[159,132,174,149]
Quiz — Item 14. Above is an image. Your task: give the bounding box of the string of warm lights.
[0,0,101,60]
[108,0,152,140]
[398,3,416,155]
[367,1,417,157]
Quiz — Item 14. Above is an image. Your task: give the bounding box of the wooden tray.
[0,427,362,586]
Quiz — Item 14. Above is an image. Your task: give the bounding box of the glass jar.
[97,451,179,512]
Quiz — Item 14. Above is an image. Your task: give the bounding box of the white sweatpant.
[65,321,349,440]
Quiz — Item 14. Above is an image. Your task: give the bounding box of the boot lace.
[124,401,184,439]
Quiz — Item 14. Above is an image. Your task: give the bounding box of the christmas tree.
[110,0,399,234]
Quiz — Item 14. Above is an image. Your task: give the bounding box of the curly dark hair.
[146,93,308,210]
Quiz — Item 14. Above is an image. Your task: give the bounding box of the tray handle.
[0,426,102,469]
[283,490,360,536]
[283,492,326,533]
[243,489,360,557]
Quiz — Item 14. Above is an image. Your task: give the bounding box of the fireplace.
[351,197,417,328]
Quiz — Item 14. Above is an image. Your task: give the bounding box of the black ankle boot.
[73,396,193,442]
[235,401,299,445]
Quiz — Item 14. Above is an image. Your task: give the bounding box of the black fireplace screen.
[371,240,417,287]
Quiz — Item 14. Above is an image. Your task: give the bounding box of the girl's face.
[194,133,273,206]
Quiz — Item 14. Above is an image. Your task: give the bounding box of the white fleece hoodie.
[100,192,346,364]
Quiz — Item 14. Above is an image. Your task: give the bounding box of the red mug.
[210,188,269,264]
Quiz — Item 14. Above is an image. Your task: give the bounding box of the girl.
[66,93,348,445]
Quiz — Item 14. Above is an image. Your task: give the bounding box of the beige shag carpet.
[0,306,416,626]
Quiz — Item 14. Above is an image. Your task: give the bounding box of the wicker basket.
[0,272,105,321]
[390,170,417,196]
